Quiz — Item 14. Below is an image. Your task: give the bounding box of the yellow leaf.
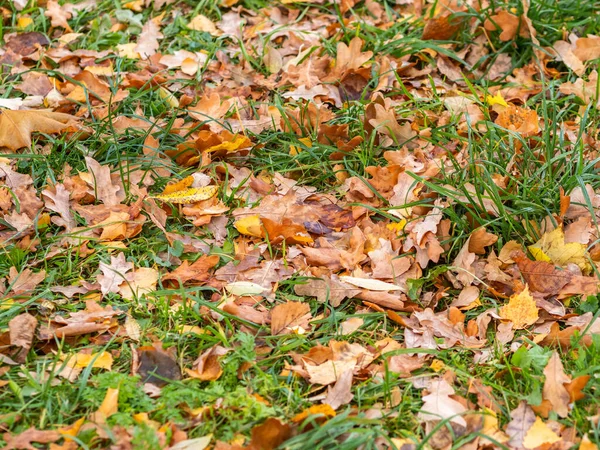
[59,417,85,439]
[292,404,336,423]
[522,417,561,449]
[386,219,407,234]
[290,137,313,156]
[204,135,251,154]
[123,0,143,11]
[486,92,508,107]
[157,86,179,108]
[17,17,33,29]
[234,215,264,238]
[430,359,445,372]
[117,43,140,59]
[91,387,119,423]
[581,434,599,450]
[529,227,591,273]
[37,212,51,228]
[69,351,113,370]
[162,176,194,195]
[150,186,218,204]
[499,285,538,329]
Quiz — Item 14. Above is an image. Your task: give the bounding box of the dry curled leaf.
[271,301,312,335]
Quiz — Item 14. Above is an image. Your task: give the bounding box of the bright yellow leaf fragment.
[523,417,561,449]
[486,92,508,107]
[292,404,336,423]
[234,214,263,238]
[70,351,114,370]
[204,135,251,154]
[529,226,591,273]
[386,219,407,234]
[499,285,538,329]
[290,137,313,156]
[151,186,218,204]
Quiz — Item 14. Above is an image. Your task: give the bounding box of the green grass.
[1,0,600,448]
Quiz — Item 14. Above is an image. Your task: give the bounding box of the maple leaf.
[418,379,467,427]
[542,351,571,418]
[529,226,591,273]
[97,253,134,295]
[0,110,76,151]
[484,10,530,41]
[44,0,72,31]
[499,285,538,330]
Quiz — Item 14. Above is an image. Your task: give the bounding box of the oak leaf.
[7,267,46,295]
[499,285,538,329]
[484,10,530,41]
[0,110,75,151]
[135,19,163,59]
[42,183,76,230]
[97,253,134,295]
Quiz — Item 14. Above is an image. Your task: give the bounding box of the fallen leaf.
[186,345,230,381]
[0,110,75,151]
[542,351,571,418]
[97,253,134,295]
[499,285,539,329]
[8,313,37,362]
[249,418,291,450]
[135,19,163,58]
[162,254,220,286]
[271,301,312,335]
[418,378,467,427]
[90,387,119,424]
[136,344,181,387]
[529,226,591,273]
[150,186,218,204]
[323,369,354,410]
[506,401,536,448]
[522,417,561,449]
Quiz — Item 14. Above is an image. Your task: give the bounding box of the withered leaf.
[542,351,571,418]
[137,344,181,387]
[162,254,220,286]
[0,110,76,151]
[271,301,312,335]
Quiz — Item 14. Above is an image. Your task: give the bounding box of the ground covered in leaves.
[1,0,600,448]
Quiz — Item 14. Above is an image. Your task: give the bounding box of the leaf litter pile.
[1,0,600,448]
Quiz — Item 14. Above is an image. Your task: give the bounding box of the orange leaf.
[0,110,76,151]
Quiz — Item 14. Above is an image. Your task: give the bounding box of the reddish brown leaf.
[162,254,220,286]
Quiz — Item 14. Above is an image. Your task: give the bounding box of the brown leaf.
[8,267,46,295]
[0,110,76,151]
[5,32,49,56]
[186,345,230,381]
[162,254,220,287]
[565,375,590,403]
[8,313,37,362]
[506,401,536,448]
[97,253,134,295]
[136,343,181,387]
[4,428,61,450]
[44,0,72,30]
[468,227,498,254]
[249,418,291,450]
[323,369,354,410]
[135,19,163,59]
[42,183,76,230]
[515,253,571,296]
[294,276,361,307]
[271,301,312,335]
[484,10,530,41]
[83,157,124,206]
[542,351,571,418]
